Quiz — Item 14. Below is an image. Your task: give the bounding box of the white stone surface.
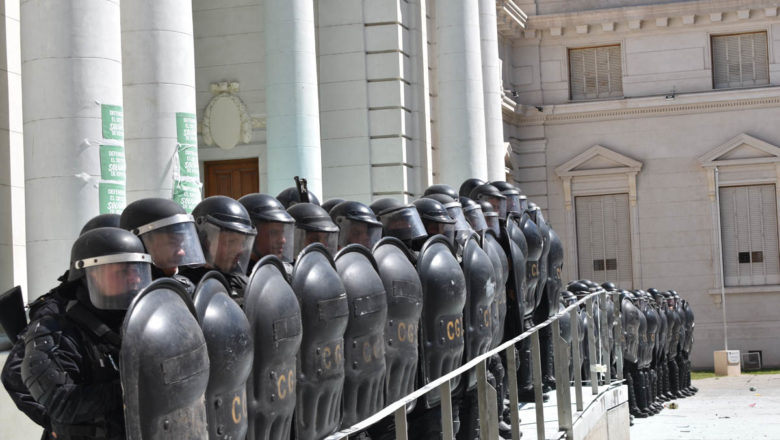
[479,0,507,181]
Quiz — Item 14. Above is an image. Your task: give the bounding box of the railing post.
[585,298,599,395]
[552,319,573,438]
[599,290,610,385]
[394,406,408,440]
[612,293,624,381]
[506,346,521,440]
[476,359,498,440]
[531,331,545,440]
[440,380,454,440]
[570,308,583,412]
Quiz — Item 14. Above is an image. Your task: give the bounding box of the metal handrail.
[325,289,624,440]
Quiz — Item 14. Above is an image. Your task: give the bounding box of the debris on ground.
[668,402,678,409]
[749,403,756,408]
[749,386,756,391]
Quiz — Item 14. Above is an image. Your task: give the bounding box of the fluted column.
[122,0,201,211]
[265,0,323,198]
[21,0,124,298]
[479,0,506,181]
[435,0,488,185]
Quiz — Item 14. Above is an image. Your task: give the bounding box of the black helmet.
[321,198,346,213]
[276,186,320,208]
[490,181,523,214]
[477,199,500,236]
[422,194,471,237]
[80,214,121,235]
[469,184,507,219]
[287,202,339,256]
[601,282,618,291]
[424,184,459,200]
[459,178,486,197]
[370,197,405,216]
[647,287,659,295]
[412,198,456,244]
[567,280,590,295]
[460,197,488,233]
[329,201,383,249]
[70,227,152,310]
[238,193,295,262]
[192,196,257,275]
[373,202,427,248]
[120,198,206,271]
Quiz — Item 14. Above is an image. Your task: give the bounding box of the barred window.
[712,32,769,89]
[568,45,623,101]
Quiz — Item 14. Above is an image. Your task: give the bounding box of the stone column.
[478,0,506,181]
[435,0,488,185]
[21,0,124,299]
[265,0,323,199]
[122,0,201,209]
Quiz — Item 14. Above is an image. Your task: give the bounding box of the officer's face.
[90,263,144,296]
[254,221,288,259]
[145,232,187,269]
[345,223,371,248]
[305,230,332,247]
[212,231,249,272]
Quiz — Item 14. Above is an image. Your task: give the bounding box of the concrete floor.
[630,374,780,440]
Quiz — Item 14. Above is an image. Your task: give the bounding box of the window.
[575,193,633,287]
[568,45,623,100]
[719,184,780,286]
[712,32,769,89]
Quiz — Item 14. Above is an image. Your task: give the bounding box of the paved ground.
[630,374,780,440]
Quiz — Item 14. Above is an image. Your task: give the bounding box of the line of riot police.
[0,176,696,440]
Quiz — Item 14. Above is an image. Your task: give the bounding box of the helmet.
[460,197,488,233]
[424,184,459,200]
[477,200,500,236]
[490,181,523,215]
[120,198,206,271]
[459,178,486,198]
[192,196,257,275]
[469,184,507,220]
[412,198,456,244]
[601,282,617,291]
[238,193,295,262]
[567,280,590,295]
[70,227,152,310]
[321,198,346,213]
[369,197,405,216]
[80,214,120,235]
[329,200,383,249]
[276,186,320,208]
[287,202,339,256]
[374,202,427,248]
[422,193,471,238]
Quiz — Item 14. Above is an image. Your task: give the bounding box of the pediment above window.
[699,133,780,168]
[555,145,642,178]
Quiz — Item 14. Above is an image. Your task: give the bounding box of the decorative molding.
[201,81,254,150]
[602,22,615,32]
[496,0,527,38]
[555,144,643,178]
[699,133,780,167]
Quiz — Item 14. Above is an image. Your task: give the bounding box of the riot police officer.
[287,202,340,257]
[329,200,384,250]
[21,227,154,439]
[370,198,428,252]
[238,193,295,274]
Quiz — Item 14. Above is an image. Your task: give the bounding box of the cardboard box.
[714,350,741,376]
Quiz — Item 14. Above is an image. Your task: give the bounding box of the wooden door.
[204,158,259,199]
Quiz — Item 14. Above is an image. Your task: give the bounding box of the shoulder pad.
[23,316,63,345]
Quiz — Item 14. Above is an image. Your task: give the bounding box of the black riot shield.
[417,235,467,408]
[121,279,210,439]
[482,232,508,347]
[520,213,542,319]
[291,243,349,439]
[502,213,527,340]
[192,272,254,440]
[682,301,694,355]
[244,256,302,440]
[373,237,423,410]
[461,234,497,390]
[335,245,388,428]
[533,215,551,313]
[544,229,564,319]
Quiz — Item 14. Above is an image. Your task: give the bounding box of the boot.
[540,326,557,392]
[627,369,648,418]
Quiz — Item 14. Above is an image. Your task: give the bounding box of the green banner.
[101,104,124,140]
[173,180,201,213]
[178,144,200,179]
[176,112,197,145]
[99,182,126,214]
[99,144,126,181]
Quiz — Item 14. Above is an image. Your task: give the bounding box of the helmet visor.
[379,206,427,241]
[425,221,456,245]
[485,214,500,236]
[505,194,522,215]
[86,262,152,310]
[294,228,339,257]
[445,205,472,233]
[338,220,383,250]
[201,222,255,275]
[463,207,488,232]
[475,194,507,220]
[139,222,205,270]
[253,221,295,263]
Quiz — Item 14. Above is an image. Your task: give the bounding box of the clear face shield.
[476,194,507,220]
[463,206,488,233]
[201,222,256,275]
[338,219,383,250]
[505,194,522,215]
[484,212,500,236]
[444,204,472,243]
[379,207,427,242]
[139,222,205,270]
[294,228,339,257]
[254,221,295,263]
[424,221,456,246]
[82,254,153,310]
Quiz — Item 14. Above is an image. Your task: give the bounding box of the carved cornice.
[518,0,778,39]
[496,0,527,38]
[505,87,780,126]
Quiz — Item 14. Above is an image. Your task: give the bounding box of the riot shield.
[373,237,422,410]
[121,279,210,440]
[417,235,466,408]
[244,256,302,440]
[533,215,551,313]
[291,243,349,439]
[682,301,694,355]
[192,272,254,440]
[519,213,542,319]
[334,244,388,428]
[461,234,497,390]
[482,232,508,347]
[501,213,527,340]
[544,229,564,319]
